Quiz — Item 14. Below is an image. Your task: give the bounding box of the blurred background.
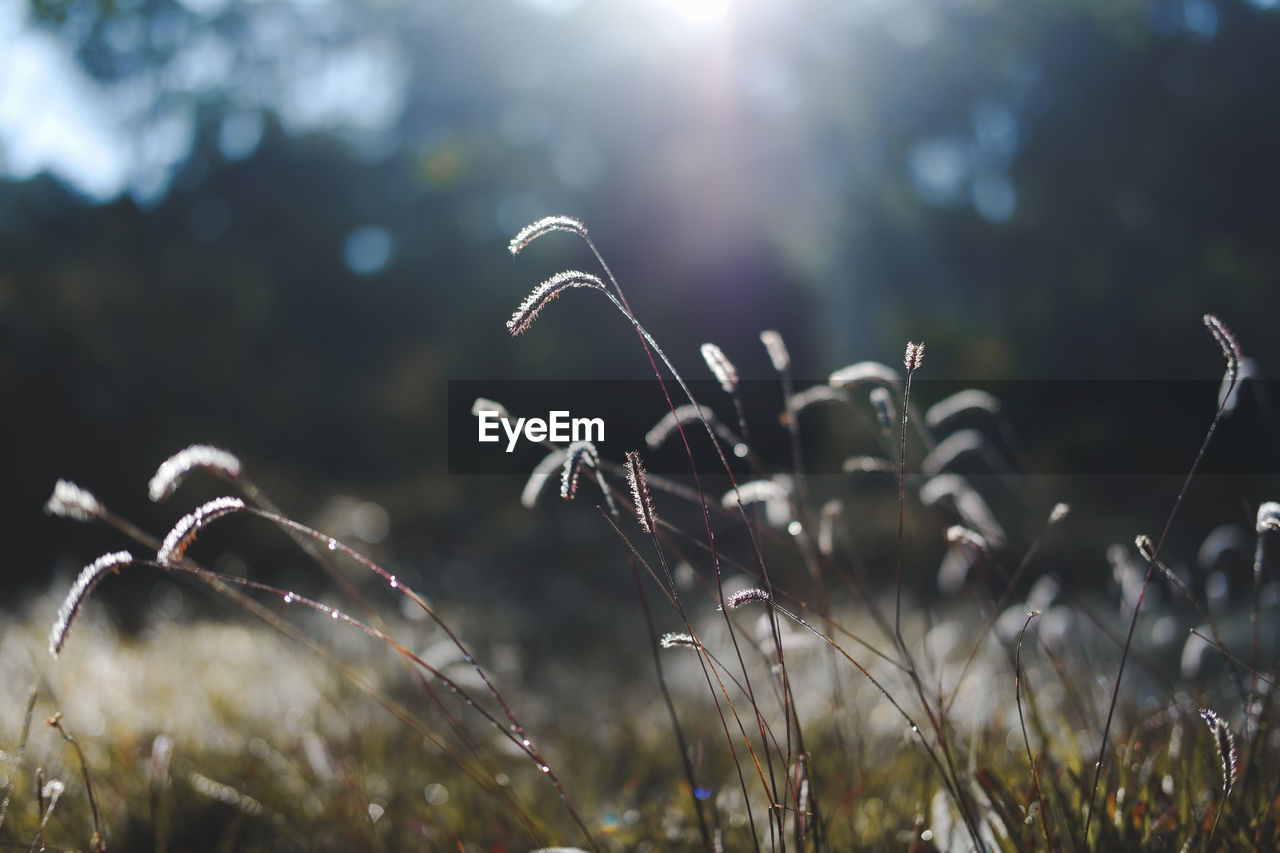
[5,0,1280,618]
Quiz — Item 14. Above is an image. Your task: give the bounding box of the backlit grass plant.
[5,215,1277,851]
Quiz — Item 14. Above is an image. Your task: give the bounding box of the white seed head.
[149,445,242,502]
[659,632,697,649]
[1257,502,1280,534]
[522,449,568,509]
[507,270,607,335]
[723,478,787,509]
[788,385,849,414]
[924,389,1001,431]
[625,451,657,534]
[904,341,925,372]
[508,215,588,255]
[1198,708,1238,798]
[946,525,989,552]
[829,361,901,389]
[726,588,770,609]
[559,441,598,501]
[645,404,717,450]
[700,342,739,393]
[759,330,790,372]
[471,397,510,422]
[49,551,133,657]
[45,480,102,522]
[158,497,245,566]
[1203,315,1241,389]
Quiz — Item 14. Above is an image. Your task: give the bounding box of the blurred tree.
[4,0,1279,592]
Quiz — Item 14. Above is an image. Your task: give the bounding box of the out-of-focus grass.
[3,571,1275,850]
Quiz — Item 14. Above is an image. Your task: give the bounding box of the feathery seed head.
[659,632,697,649]
[149,445,242,502]
[559,441,599,501]
[45,480,102,522]
[829,361,901,389]
[625,451,657,534]
[924,389,1001,431]
[722,477,788,510]
[507,271,607,336]
[788,385,849,415]
[700,343,739,393]
[1198,708,1238,798]
[49,550,133,657]
[726,588,771,609]
[1203,315,1241,389]
[760,330,790,372]
[1257,501,1280,533]
[904,341,925,372]
[158,496,245,566]
[471,397,510,422]
[645,404,717,450]
[522,448,568,509]
[508,215,588,255]
[946,525,989,552]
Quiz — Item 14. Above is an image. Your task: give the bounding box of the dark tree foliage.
[5,0,1279,591]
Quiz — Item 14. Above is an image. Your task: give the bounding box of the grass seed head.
[659,632,697,649]
[1198,708,1238,798]
[559,442,598,501]
[700,342,739,393]
[624,451,657,534]
[904,341,925,372]
[726,588,770,608]
[507,271,607,336]
[1257,501,1280,533]
[523,448,568,509]
[1203,314,1241,390]
[45,480,103,522]
[149,445,243,502]
[508,215,588,255]
[158,496,246,566]
[829,360,901,389]
[50,551,133,657]
[760,329,790,372]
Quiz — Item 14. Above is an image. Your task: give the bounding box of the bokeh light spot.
[218,111,265,162]
[908,137,969,208]
[344,225,395,276]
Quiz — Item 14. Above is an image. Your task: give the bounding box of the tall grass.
[6,216,1277,851]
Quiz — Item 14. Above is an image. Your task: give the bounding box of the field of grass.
[4,217,1278,851]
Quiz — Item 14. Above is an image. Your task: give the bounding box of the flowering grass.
[4,217,1278,851]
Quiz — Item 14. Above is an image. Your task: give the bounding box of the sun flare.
[656,0,732,26]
